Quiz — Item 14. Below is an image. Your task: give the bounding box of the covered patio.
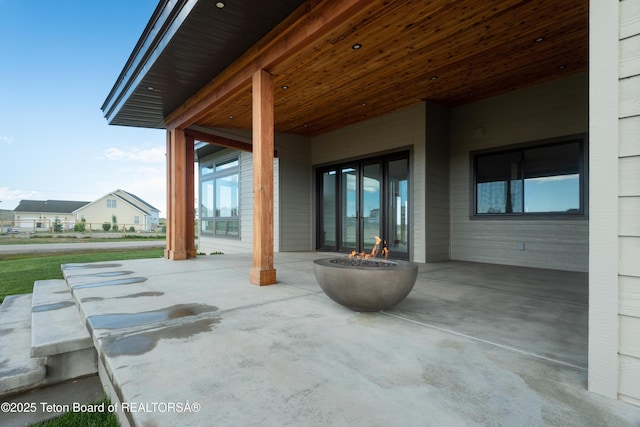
[43,253,639,426]
[99,0,640,410]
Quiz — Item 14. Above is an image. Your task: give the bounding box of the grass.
[33,397,119,427]
[0,246,165,426]
[0,248,165,303]
[0,235,165,245]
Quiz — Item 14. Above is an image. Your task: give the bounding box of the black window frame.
[470,134,588,219]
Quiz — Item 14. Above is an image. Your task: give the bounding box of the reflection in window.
[201,164,214,176]
[321,170,336,247]
[199,157,240,237]
[474,139,584,216]
[215,175,238,217]
[476,151,523,214]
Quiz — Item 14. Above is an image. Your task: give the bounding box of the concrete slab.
[48,255,640,426]
[96,292,638,427]
[391,277,588,368]
[31,280,93,357]
[0,294,46,396]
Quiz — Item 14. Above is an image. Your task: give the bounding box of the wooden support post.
[250,69,277,285]
[165,128,195,260]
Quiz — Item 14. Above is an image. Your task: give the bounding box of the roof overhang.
[103,0,588,136]
[102,0,305,128]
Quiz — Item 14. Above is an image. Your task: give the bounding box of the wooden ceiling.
[173,0,588,137]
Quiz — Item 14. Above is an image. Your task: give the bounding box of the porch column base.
[250,268,277,286]
[168,250,187,260]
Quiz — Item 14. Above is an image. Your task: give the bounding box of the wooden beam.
[165,128,195,260]
[165,0,372,130]
[185,128,278,157]
[185,129,253,152]
[250,69,276,286]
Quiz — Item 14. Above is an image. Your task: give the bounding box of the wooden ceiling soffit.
[185,129,278,157]
[165,0,376,130]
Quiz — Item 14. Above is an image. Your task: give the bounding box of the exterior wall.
[115,192,160,228]
[311,103,427,263]
[276,134,312,251]
[197,146,291,254]
[425,101,451,261]
[77,197,145,231]
[450,73,589,271]
[617,0,640,406]
[14,213,77,230]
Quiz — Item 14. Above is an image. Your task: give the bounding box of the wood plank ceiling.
[180,0,589,137]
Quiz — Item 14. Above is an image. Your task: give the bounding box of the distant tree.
[74,218,86,232]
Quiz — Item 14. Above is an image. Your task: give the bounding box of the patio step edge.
[0,294,47,397]
[31,280,94,357]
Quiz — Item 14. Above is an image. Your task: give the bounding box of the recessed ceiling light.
[557,64,566,70]
[352,43,362,50]
[228,115,234,119]
[534,37,544,42]
[216,2,225,8]
[429,76,438,80]
[281,85,289,90]
[360,102,367,106]
[147,86,154,91]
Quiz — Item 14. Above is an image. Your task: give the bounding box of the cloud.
[103,146,165,163]
[0,187,44,207]
[0,136,14,144]
[95,166,166,215]
[526,174,579,183]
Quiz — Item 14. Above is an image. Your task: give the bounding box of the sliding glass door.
[317,151,409,259]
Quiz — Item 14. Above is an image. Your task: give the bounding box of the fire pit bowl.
[313,258,418,312]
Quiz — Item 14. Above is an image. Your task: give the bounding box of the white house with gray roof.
[74,189,160,231]
[13,199,90,230]
[12,190,159,232]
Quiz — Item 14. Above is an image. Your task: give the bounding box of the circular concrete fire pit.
[313,258,418,312]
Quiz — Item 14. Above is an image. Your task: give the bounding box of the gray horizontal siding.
[618,0,640,405]
[450,73,589,272]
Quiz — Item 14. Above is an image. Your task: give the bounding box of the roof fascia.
[101,0,197,124]
[113,191,151,215]
[118,189,159,213]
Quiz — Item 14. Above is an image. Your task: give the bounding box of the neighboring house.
[12,190,159,231]
[102,1,639,406]
[75,189,160,231]
[13,200,89,230]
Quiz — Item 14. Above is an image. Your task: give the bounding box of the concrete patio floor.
[58,252,639,426]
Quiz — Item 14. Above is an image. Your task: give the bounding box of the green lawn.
[0,235,165,245]
[0,249,164,303]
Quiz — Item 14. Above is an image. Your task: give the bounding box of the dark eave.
[101,0,305,129]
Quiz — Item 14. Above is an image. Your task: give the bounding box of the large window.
[472,136,587,217]
[200,157,239,237]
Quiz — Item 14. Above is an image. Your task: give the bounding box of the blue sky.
[0,0,167,214]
